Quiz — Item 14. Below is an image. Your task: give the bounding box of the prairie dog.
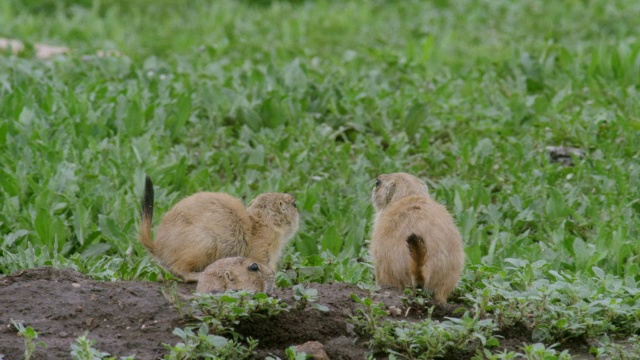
[196,257,275,293]
[369,172,465,303]
[139,176,299,282]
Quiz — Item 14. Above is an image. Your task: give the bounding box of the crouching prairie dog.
[139,176,299,282]
[196,257,275,293]
[370,172,465,303]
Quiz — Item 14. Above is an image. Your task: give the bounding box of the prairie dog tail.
[406,233,427,288]
[139,175,155,255]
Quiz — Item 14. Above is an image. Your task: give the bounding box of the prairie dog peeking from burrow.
[369,172,465,303]
[139,176,299,282]
[196,257,275,293]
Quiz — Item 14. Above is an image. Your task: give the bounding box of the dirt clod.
[294,341,329,360]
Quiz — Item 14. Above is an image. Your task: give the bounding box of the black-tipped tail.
[142,175,154,221]
[139,175,155,254]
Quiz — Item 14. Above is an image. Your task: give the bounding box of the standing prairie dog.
[369,172,465,303]
[139,176,299,282]
[196,257,275,293]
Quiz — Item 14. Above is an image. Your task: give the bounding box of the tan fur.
[139,176,299,282]
[370,172,465,303]
[196,257,275,293]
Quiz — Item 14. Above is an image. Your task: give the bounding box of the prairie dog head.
[372,172,430,211]
[247,193,299,239]
[196,257,275,294]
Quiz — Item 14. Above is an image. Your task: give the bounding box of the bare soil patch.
[0,267,595,359]
[0,267,189,359]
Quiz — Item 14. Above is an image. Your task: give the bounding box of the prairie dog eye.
[292,200,297,208]
[248,263,259,272]
[375,179,381,188]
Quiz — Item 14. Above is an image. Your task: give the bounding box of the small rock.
[71,283,81,288]
[294,341,329,360]
[388,305,402,317]
[0,38,69,59]
[345,322,355,336]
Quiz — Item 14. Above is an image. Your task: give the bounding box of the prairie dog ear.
[224,270,235,283]
[279,200,286,213]
[384,181,397,205]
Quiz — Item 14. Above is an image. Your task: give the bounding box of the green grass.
[1,0,640,356]
[1,0,638,276]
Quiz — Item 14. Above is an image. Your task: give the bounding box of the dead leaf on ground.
[545,145,586,166]
[0,37,69,59]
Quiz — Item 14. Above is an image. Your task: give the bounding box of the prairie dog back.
[138,176,299,282]
[154,191,251,281]
[370,172,464,303]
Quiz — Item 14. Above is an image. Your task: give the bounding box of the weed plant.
[163,290,285,358]
[191,291,288,335]
[348,259,640,358]
[292,284,329,312]
[11,321,46,360]
[70,333,135,360]
[350,294,498,359]
[460,260,640,342]
[164,324,258,360]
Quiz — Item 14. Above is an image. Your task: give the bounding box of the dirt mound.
[237,283,371,359]
[0,267,594,359]
[240,283,469,359]
[0,268,466,359]
[0,268,191,359]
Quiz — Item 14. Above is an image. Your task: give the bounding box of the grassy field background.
[1,0,639,278]
[2,0,640,357]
